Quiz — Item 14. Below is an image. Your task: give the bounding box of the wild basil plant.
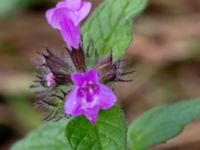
[11,0,200,150]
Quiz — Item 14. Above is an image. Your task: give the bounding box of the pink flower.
[46,0,92,50]
[47,73,56,88]
[64,69,117,124]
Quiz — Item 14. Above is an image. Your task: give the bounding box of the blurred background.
[0,0,200,149]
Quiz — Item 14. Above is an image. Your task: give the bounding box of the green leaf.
[128,99,200,150]
[11,119,71,150]
[82,0,148,64]
[65,106,127,150]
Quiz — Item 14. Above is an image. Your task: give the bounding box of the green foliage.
[11,119,71,150]
[11,106,127,150]
[82,0,148,64]
[0,0,19,17]
[65,106,127,150]
[0,0,29,18]
[128,99,200,150]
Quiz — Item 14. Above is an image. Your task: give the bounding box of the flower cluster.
[33,0,132,124]
[65,69,116,124]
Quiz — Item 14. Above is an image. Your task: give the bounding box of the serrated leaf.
[11,119,71,150]
[65,106,127,150]
[128,99,200,150]
[82,0,148,63]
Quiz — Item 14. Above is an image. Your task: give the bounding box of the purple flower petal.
[45,8,57,28]
[60,18,81,50]
[56,1,67,8]
[52,8,78,29]
[46,73,56,88]
[64,88,81,116]
[65,0,82,10]
[85,69,100,83]
[98,84,117,109]
[71,73,85,86]
[77,2,92,23]
[82,106,100,124]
